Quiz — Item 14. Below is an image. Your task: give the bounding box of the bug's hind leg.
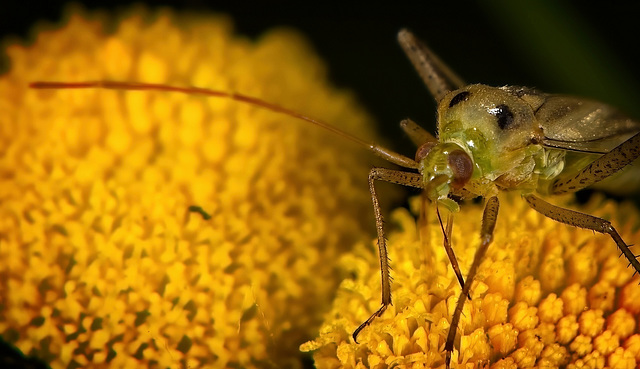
[444,196,499,369]
[524,194,640,276]
[551,132,640,195]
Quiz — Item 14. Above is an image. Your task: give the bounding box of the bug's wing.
[538,95,640,154]
[536,95,640,194]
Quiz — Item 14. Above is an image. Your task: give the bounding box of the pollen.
[302,194,640,367]
[0,6,388,369]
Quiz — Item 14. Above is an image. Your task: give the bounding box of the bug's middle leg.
[444,196,499,369]
[524,194,640,276]
[436,207,470,300]
[352,167,424,342]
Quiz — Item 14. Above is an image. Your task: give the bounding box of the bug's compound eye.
[448,149,473,189]
[449,91,470,108]
[488,104,515,129]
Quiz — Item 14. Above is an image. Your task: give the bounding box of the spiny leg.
[552,131,640,195]
[352,168,424,342]
[524,194,640,276]
[444,196,499,369]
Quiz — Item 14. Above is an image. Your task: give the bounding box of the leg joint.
[599,220,614,234]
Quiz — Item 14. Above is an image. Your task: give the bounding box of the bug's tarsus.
[352,304,387,343]
[444,196,499,369]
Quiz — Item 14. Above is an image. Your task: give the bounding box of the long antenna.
[30,81,419,169]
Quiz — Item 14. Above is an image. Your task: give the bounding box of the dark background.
[2,1,640,158]
[1,1,640,367]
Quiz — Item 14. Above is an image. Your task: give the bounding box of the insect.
[30,29,640,368]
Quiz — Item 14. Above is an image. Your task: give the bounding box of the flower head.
[0,7,388,368]
[302,194,640,368]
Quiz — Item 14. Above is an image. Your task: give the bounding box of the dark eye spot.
[449,91,470,108]
[491,104,514,129]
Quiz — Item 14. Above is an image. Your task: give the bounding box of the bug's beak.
[425,174,449,200]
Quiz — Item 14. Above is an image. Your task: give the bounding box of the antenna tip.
[397,28,413,42]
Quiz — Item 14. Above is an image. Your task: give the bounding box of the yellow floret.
[302,194,640,367]
[0,6,392,369]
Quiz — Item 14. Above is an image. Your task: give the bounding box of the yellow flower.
[302,194,640,368]
[0,6,391,368]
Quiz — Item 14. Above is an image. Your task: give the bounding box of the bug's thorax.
[418,84,565,205]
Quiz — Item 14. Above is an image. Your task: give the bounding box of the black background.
[1,1,640,367]
[2,1,639,157]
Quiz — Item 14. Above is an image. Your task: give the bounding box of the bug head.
[437,84,538,151]
[416,140,473,211]
[418,84,542,206]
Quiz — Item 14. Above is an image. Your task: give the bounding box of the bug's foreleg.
[444,196,499,369]
[551,131,640,194]
[352,168,424,343]
[524,194,640,276]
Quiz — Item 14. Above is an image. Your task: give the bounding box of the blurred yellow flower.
[0,6,388,369]
[302,194,640,368]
